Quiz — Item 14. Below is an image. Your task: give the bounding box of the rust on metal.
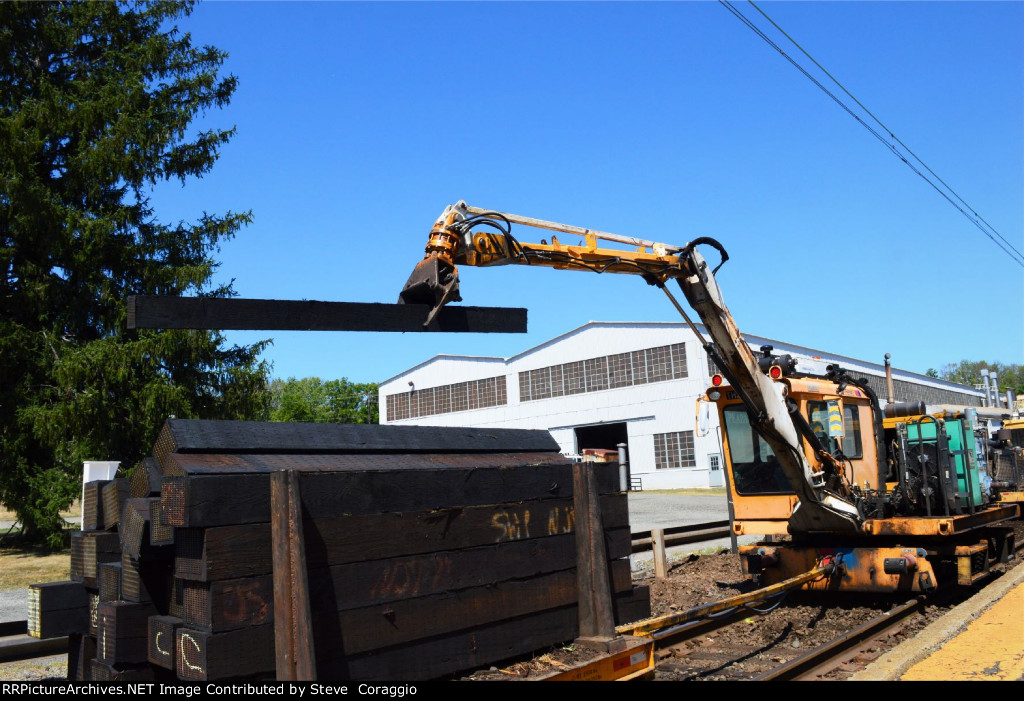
[616,561,835,638]
[537,636,655,681]
[955,541,989,586]
[861,505,1020,536]
[740,544,938,593]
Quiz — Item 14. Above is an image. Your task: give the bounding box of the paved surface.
[852,561,1024,682]
[0,589,27,625]
[626,492,759,569]
[0,516,77,625]
[626,492,731,532]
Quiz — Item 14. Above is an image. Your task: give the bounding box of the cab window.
[842,405,863,459]
[806,400,862,459]
[722,405,792,495]
[806,401,839,454]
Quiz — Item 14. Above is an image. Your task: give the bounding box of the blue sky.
[152,1,1024,384]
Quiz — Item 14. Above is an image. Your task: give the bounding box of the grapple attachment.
[398,254,462,326]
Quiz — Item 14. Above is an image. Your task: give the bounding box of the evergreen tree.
[0,1,270,545]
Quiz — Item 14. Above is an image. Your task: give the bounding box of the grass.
[0,501,77,591]
[0,544,71,591]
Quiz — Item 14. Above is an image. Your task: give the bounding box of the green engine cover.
[904,417,983,508]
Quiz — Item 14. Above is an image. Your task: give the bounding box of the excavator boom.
[400,201,862,533]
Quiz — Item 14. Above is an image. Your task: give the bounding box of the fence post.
[652,528,668,580]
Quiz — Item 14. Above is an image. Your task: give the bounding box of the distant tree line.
[925,361,1023,398]
[269,377,379,424]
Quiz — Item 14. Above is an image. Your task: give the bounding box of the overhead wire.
[718,0,1024,268]
[746,0,1024,265]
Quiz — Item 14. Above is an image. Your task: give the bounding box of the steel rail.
[618,561,835,639]
[752,598,922,680]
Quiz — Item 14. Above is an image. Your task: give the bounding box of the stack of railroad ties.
[27,419,651,681]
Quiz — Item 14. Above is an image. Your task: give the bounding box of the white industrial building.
[378,322,984,490]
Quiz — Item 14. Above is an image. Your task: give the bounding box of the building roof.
[380,320,980,395]
[378,353,506,385]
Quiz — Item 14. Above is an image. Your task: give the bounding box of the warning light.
[768,365,783,380]
[711,374,724,387]
[708,389,722,401]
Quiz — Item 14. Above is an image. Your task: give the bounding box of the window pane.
[564,361,586,395]
[631,350,648,385]
[723,405,791,494]
[451,382,468,412]
[608,352,632,389]
[806,401,839,454]
[477,378,496,408]
[652,431,697,469]
[416,388,434,417]
[585,357,608,392]
[531,368,551,400]
[670,343,688,379]
[549,365,565,398]
[842,405,863,459]
[434,384,451,414]
[386,393,408,421]
[679,430,695,467]
[647,346,671,382]
[518,372,531,402]
[653,433,667,470]
[665,431,680,467]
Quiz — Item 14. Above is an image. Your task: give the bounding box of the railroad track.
[752,597,923,680]
[755,534,1024,680]
[649,528,1024,681]
[652,588,962,681]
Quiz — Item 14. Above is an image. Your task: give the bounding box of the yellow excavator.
[399,201,1017,592]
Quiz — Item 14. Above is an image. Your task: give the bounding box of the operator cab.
[708,373,878,536]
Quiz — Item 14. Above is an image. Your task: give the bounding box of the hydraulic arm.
[399,201,862,533]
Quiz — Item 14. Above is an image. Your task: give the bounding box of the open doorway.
[574,422,631,486]
[574,422,628,453]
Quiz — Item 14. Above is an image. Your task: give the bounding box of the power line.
[746,0,1024,265]
[718,0,1024,268]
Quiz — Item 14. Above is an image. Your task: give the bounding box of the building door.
[708,453,724,487]
[575,422,630,488]
[574,422,628,456]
